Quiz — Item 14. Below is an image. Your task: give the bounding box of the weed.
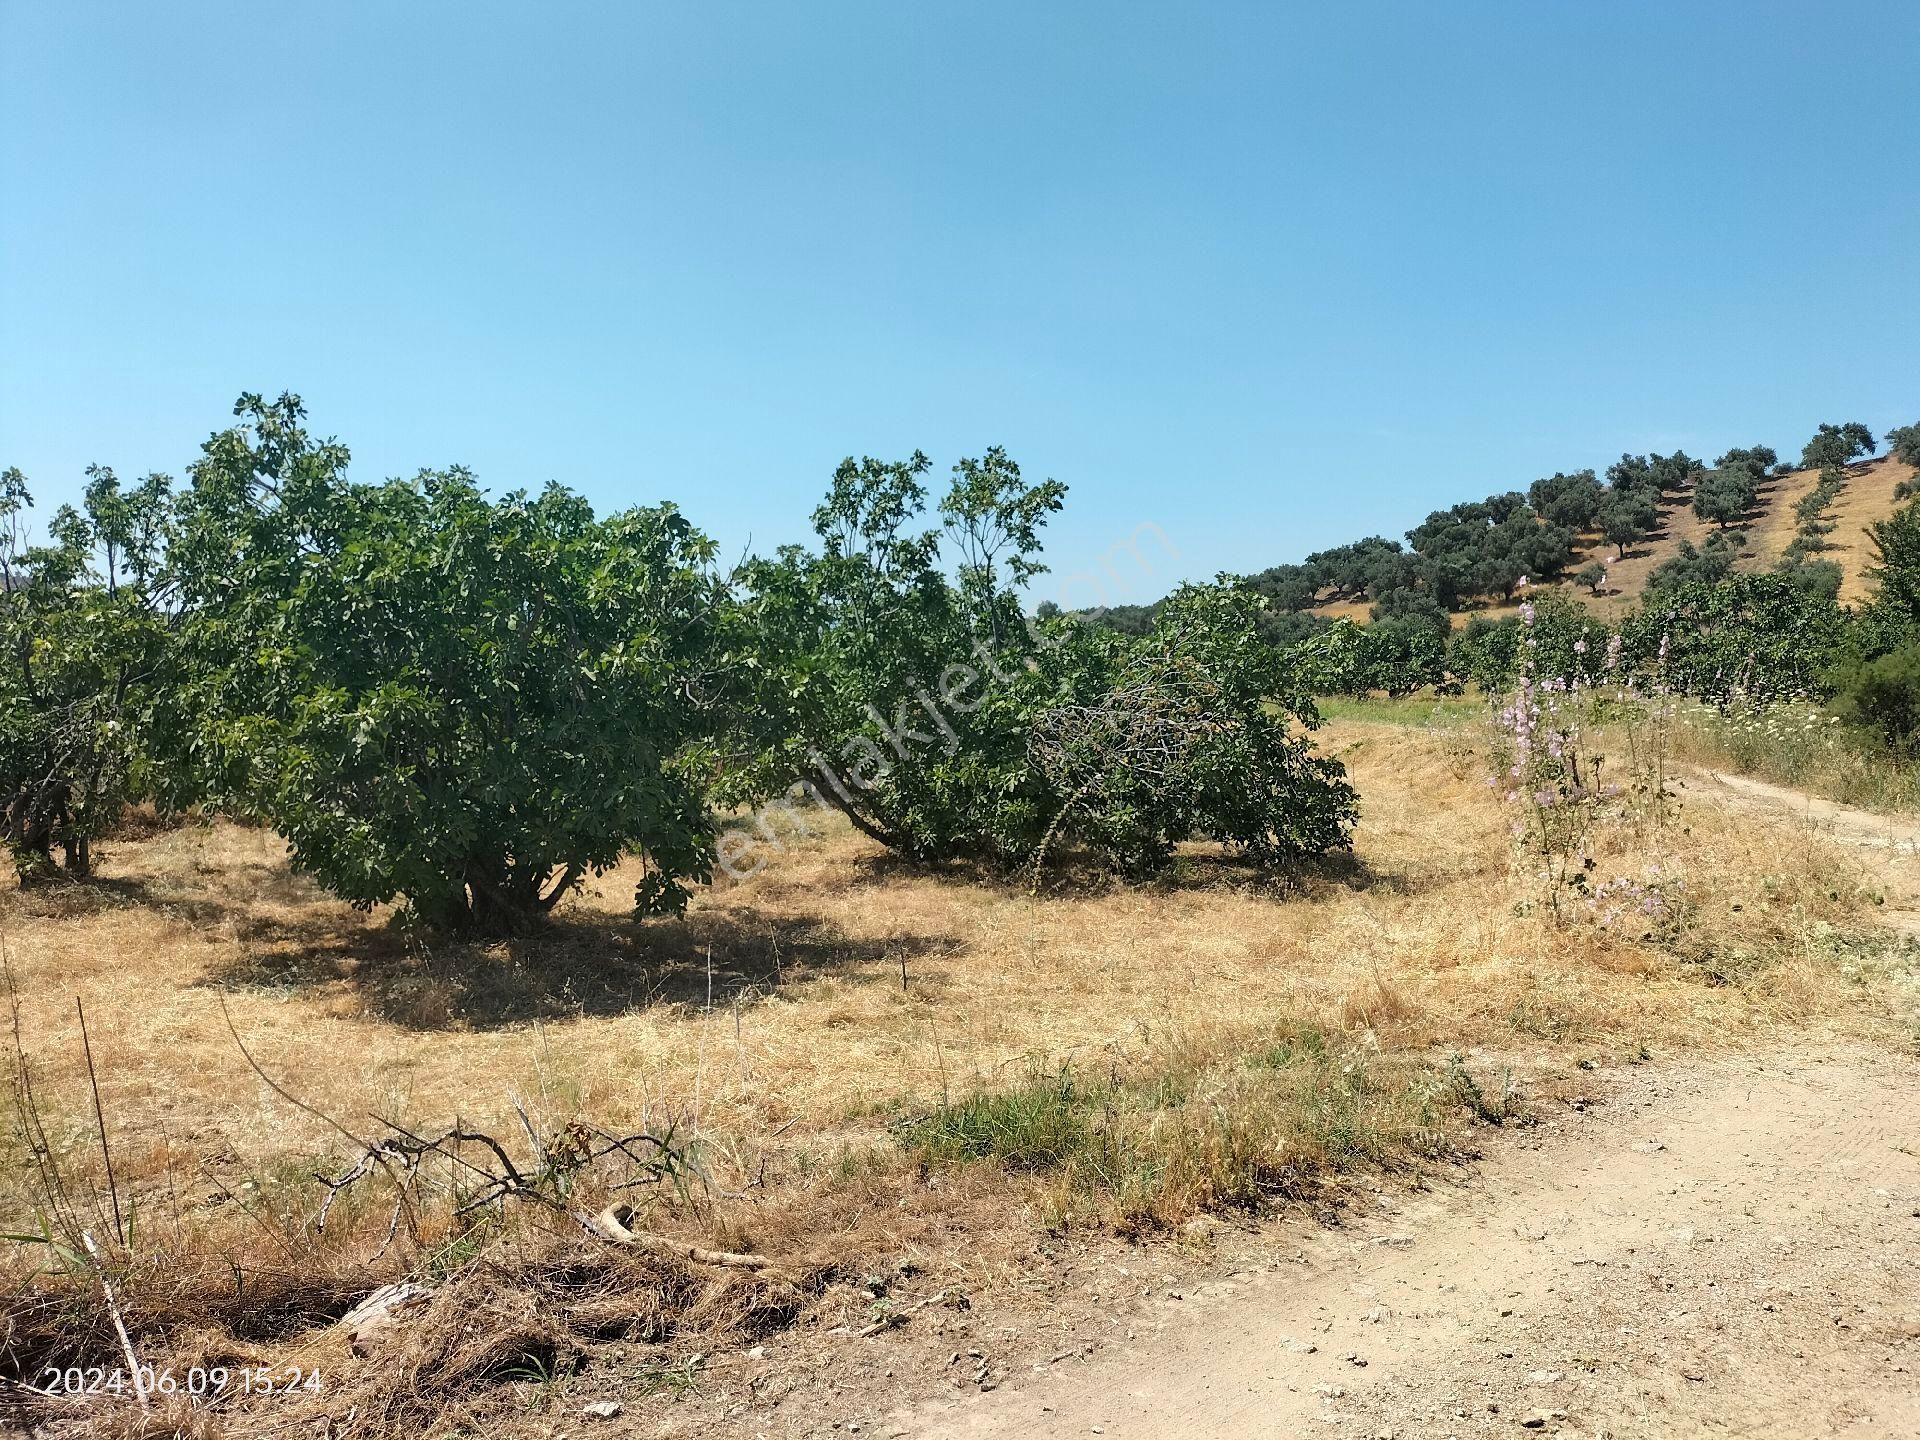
[897,1031,1463,1232]
[1674,697,1920,813]
[504,1351,579,1412]
[896,1068,1093,1172]
[1246,1021,1331,1071]
[1445,1053,1521,1125]
[629,1355,705,1396]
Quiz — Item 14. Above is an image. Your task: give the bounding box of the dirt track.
[1693,768,1920,856]
[851,772,1920,1440]
[887,1047,1919,1439]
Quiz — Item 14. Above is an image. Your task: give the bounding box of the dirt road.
[858,775,1920,1439]
[1692,768,1920,857]
[891,1049,1920,1439]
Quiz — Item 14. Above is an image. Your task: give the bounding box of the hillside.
[1309,452,1918,631]
[1590,453,1913,614]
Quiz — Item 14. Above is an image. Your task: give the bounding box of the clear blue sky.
[4,2,1916,607]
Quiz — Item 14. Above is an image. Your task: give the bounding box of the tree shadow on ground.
[210,906,958,1031]
[855,841,1442,902]
[74,861,333,925]
[71,871,958,1031]
[1167,846,1451,899]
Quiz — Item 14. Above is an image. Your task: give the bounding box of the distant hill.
[1306,453,1918,631]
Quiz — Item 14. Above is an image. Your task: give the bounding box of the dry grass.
[3,717,1914,1433]
[1669,697,1920,815]
[1746,455,1916,605]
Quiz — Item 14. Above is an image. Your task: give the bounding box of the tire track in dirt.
[1690,768,1920,856]
[892,1049,1920,1440]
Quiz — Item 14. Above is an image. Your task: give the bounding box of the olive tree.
[1526,470,1602,530]
[1800,422,1876,471]
[1714,445,1777,481]
[1597,486,1657,557]
[1692,467,1756,529]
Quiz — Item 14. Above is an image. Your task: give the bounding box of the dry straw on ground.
[2,714,1913,1434]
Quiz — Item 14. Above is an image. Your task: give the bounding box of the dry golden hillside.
[1315,454,1918,629]
[1589,453,1917,614]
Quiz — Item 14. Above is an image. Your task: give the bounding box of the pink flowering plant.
[1608,629,1679,829]
[1491,590,1678,923]
[1588,862,1684,940]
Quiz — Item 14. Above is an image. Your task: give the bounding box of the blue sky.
[3,2,1916,606]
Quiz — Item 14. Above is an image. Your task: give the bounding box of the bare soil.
[896,1046,1920,1440]
[611,1045,1918,1440]
[1691,767,1920,855]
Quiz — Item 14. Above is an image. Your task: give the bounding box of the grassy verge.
[0,1020,1487,1434]
[1315,693,1487,728]
[895,1021,1475,1234]
[1671,698,1920,814]
[1326,688,1920,818]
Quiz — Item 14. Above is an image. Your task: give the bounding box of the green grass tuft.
[894,1028,1468,1231]
[896,1069,1093,1172]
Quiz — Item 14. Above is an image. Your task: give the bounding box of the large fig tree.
[729,448,1355,877]
[160,394,734,934]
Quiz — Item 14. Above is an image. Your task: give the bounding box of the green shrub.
[1625,573,1846,703]
[1774,556,1842,602]
[1867,497,1920,627]
[1828,643,1920,754]
[1794,468,1846,523]
[898,1069,1093,1172]
[1038,585,1358,874]
[1449,613,1520,693]
[0,466,176,878]
[1447,592,1605,694]
[1360,615,1449,697]
[1646,531,1743,592]
[895,1031,1459,1229]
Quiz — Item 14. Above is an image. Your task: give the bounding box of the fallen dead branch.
[82,1230,148,1412]
[310,1110,772,1272]
[591,1202,771,1269]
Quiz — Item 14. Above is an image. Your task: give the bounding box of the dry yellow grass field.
[4,713,1916,1434]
